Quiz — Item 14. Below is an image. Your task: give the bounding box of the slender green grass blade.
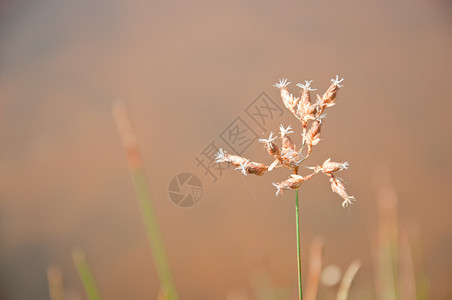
[72,248,102,300]
[295,189,303,300]
[132,168,179,300]
[113,104,179,300]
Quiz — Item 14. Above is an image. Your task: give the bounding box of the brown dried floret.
[272,173,316,196]
[215,148,248,167]
[297,80,315,107]
[279,148,304,171]
[280,125,295,151]
[215,76,355,208]
[274,78,299,117]
[329,175,355,207]
[316,75,344,115]
[303,119,322,154]
[296,80,318,128]
[258,132,281,159]
[235,161,268,176]
[215,149,269,176]
[318,158,349,174]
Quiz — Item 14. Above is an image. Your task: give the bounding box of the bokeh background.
[1,0,451,299]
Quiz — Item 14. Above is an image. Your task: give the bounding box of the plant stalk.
[296,189,303,300]
[113,104,179,300]
[72,248,102,300]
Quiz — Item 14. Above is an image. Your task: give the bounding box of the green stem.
[131,168,179,300]
[72,248,102,300]
[296,189,303,300]
[113,104,179,299]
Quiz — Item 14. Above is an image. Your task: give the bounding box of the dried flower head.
[215,148,247,166]
[295,80,318,128]
[274,78,299,116]
[303,118,324,155]
[316,75,344,115]
[216,76,355,207]
[280,125,295,151]
[319,158,349,174]
[259,132,281,158]
[330,175,355,207]
[235,161,268,176]
[273,174,314,196]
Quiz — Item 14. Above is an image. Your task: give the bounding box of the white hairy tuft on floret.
[279,124,294,136]
[258,132,277,146]
[342,196,355,208]
[331,75,344,88]
[235,161,250,176]
[296,80,317,91]
[215,148,227,163]
[272,182,284,196]
[273,78,291,89]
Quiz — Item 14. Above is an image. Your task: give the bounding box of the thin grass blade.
[113,103,179,300]
[72,248,102,300]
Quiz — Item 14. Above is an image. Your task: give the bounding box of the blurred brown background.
[1,0,451,299]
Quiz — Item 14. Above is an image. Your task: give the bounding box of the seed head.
[280,148,304,170]
[330,175,355,207]
[259,132,281,158]
[294,81,318,128]
[303,120,322,154]
[235,161,268,176]
[215,148,248,167]
[297,81,315,114]
[218,76,354,208]
[318,158,349,174]
[246,161,268,176]
[280,124,295,151]
[274,79,299,116]
[317,75,344,114]
[272,173,315,196]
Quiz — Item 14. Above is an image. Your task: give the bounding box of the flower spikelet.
[216,76,355,208]
[303,119,322,154]
[280,124,295,151]
[272,173,315,195]
[316,75,344,115]
[215,148,248,166]
[295,80,318,128]
[329,175,355,207]
[259,132,281,158]
[237,161,268,176]
[317,158,349,174]
[274,79,299,116]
